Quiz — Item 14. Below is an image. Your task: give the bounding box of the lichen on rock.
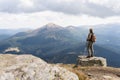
[0,54,79,80]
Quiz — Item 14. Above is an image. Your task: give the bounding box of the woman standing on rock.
[86,28,96,58]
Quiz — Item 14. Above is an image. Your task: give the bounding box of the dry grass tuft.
[58,64,88,80]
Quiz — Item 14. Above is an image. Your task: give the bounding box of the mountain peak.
[45,23,57,27]
[44,23,63,29]
[28,23,64,36]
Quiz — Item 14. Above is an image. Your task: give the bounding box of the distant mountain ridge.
[0,23,120,67]
[0,28,30,41]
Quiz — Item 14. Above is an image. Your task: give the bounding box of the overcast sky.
[0,0,120,29]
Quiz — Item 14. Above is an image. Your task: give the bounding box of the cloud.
[0,0,19,13]
[0,0,120,17]
[0,0,120,29]
[0,11,120,29]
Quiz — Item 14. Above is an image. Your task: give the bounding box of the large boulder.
[0,54,79,80]
[77,56,107,67]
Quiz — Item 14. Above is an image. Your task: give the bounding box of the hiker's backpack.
[91,33,96,42]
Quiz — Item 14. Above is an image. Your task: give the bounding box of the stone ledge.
[77,56,107,67]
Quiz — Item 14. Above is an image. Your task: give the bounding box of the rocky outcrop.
[0,54,79,80]
[83,67,120,80]
[77,56,107,67]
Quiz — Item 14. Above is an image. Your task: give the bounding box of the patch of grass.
[58,64,88,80]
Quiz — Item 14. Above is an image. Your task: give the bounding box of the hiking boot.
[86,56,91,58]
[91,55,94,57]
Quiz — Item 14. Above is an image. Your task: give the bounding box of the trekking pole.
[93,43,96,56]
[83,41,88,56]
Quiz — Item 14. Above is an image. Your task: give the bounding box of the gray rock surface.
[77,56,107,67]
[0,54,79,80]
